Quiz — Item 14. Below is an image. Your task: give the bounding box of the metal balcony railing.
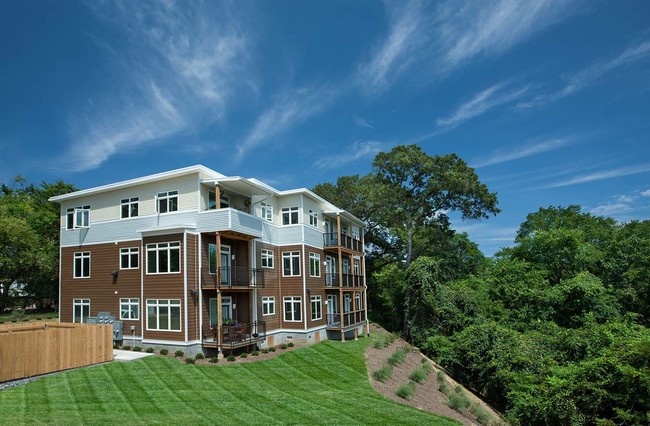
[323,232,363,252]
[325,273,363,288]
[201,267,265,289]
[326,310,365,328]
[202,321,267,349]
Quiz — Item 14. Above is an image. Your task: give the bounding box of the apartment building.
[50,165,368,355]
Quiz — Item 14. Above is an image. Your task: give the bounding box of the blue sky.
[1,0,649,256]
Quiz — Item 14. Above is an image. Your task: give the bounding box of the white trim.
[283,296,302,323]
[265,325,329,334]
[58,245,62,322]
[302,244,307,329]
[119,298,140,321]
[137,224,196,236]
[145,241,181,275]
[145,299,182,332]
[61,237,141,248]
[73,251,91,279]
[141,339,202,346]
[198,233,203,338]
[183,231,188,342]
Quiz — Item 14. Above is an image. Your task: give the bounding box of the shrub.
[439,382,449,395]
[280,344,288,349]
[226,355,236,362]
[261,348,269,354]
[409,367,428,384]
[372,366,393,382]
[287,342,294,347]
[252,350,259,356]
[373,339,385,349]
[209,357,219,363]
[470,403,493,425]
[133,346,142,352]
[269,347,276,352]
[174,350,184,358]
[448,388,470,412]
[160,349,169,355]
[195,353,205,360]
[145,347,155,353]
[185,358,196,364]
[436,370,446,383]
[121,345,131,351]
[240,352,248,358]
[421,362,432,374]
[395,383,415,400]
[388,348,407,366]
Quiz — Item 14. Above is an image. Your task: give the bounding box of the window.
[344,294,351,312]
[73,299,90,323]
[120,247,139,269]
[355,293,361,311]
[120,197,139,218]
[353,260,360,276]
[156,191,178,213]
[282,251,300,276]
[146,242,180,274]
[73,252,91,278]
[120,298,139,320]
[220,194,230,208]
[208,190,216,210]
[208,243,217,274]
[66,205,90,230]
[146,299,181,331]
[261,202,273,221]
[284,296,302,322]
[262,296,275,316]
[261,249,274,269]
[343,258,350,274]
[311,295,322,321]
[282,207,299,225]
[309,210,318,227]
[309,252,321,277]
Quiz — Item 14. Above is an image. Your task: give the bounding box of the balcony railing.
[326,310,365,329]
[325,273,363,288]
[323,232,363,252]
[202,321,266,349]
[201,267,265,289]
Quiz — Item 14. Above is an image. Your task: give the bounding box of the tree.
[0,216,39,311]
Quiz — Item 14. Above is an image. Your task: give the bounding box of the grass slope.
[0,338,459,425]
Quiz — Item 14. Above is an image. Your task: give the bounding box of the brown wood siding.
[186,233,199,341]
[60,240,143,336]
[279,244,305,330]
[305,248,327,327]
[257,242,281,331]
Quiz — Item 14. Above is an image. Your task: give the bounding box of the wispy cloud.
[589,192,650,219]
[641,189,650,197]
[313,140,388,169]
[436,82,529,129]
[58,1,254,172]
[517,39,650,109]
[547,163,650,188]
[237,86,340,162]
[472,137,574,168]
[359,0,582,93]
[354,116,375,129]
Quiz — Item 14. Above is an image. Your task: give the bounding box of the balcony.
[323,232,363,252]
[202,321,267,350]
[325,273,363,288]
[198,208,263,238]
[326,310,365,329]
[201,267,265,289]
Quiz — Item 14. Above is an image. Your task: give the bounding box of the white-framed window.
[146,299,181,331]
[344,294,351,312]
[74,208,90,228]
[282,207,299,225]
[208,190,217,210]
[309,210,318,227]
[261,249,274,269]
[73,299,90,323]
[262,296,275,316]
[73,252,91,278]
[284,296,302,322]
[343,258,350,274]
[66,205,90,230]
[261,202,273,221]
[355,293,361,311]
[120,247,139,269]
[309,252,321,277]
[311,295,322,321]
[282,251,300,276]
[146,242,180,274]
[120,197,139,219]
[208,243,217,274]
[353,260,360,276]
[120,298,139,320]
[156,191,178,214]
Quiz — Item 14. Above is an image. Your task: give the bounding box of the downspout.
[183,230,188,343]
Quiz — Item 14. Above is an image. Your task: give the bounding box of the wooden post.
[352,287,358,340]
[336,214,344,341]
[216,232,223,353]
[215,184,221,209]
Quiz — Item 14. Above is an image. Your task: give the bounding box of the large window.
[208,243,217,274]
[309,252,321,277]
[120,247,139,269]
[355,293,361,311]
[73,252,91,278]
[67,205,90,229]
[261,202,273,221]
[311,295,322,320]
[284,296,302,322]
[344,294,351,312]
[282,207,298,225]
[73,299,90,323]
[146,242,180,274]
[261,249,274,269]
[146,299,181,331]
[282,251,300,276]
[262,296,275,316]
[309,210,318,227]
[121,197,139,219]
[120,298,139,320]
[156,191,178,213]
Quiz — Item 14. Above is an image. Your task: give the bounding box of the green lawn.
[0,337,459,425]
[0,309,58,324]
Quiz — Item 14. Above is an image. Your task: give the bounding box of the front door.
[220,245,231,285]
[222,296,233,321]
[209,298,218,325]
[325,256,335,286]
[327,294,338,325]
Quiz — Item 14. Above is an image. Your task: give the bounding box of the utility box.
[86,312,123,342]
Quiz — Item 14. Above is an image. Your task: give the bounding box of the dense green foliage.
[0,339,459,425]
[0,177,76,311]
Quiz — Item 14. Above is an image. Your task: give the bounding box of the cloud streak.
[547,163,650,188]
[472,137,574,168]
[313,140,388,169]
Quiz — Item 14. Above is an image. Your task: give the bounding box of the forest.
[314,145,650,425]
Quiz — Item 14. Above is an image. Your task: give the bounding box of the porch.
[201,321,267,351]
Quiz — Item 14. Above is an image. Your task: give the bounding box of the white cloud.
[454,223,519,243]
[436,82,529,129]
[589,191,650,219]
[354,116,375,129]
[472,137,574,168]
[547,163,650,188]
[641,189,650,197]
[58,1,254,172]
[517,39,650,109]
[313,140,388,169]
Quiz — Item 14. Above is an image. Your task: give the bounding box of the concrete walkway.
[113,349,154,362]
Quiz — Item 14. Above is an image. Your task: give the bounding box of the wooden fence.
[0,322,113,382]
